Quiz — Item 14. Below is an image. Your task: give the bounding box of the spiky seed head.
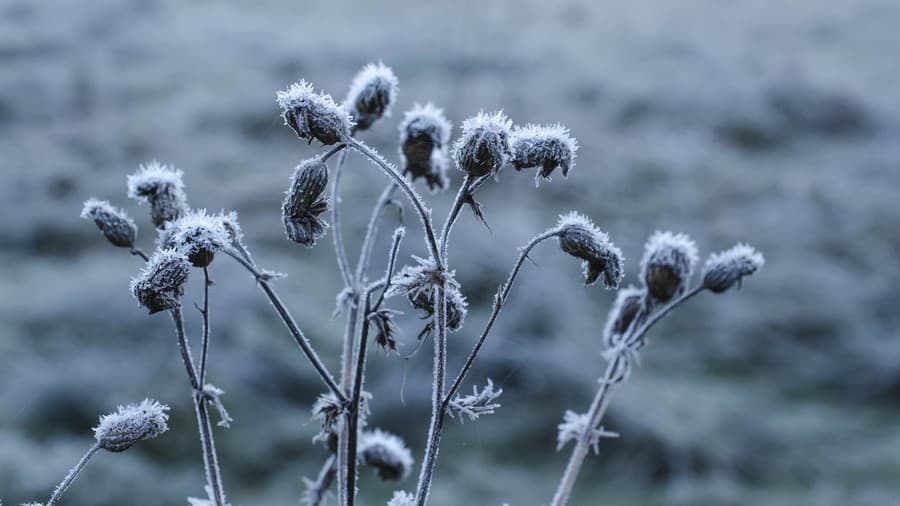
[126,161,188,228]
[387,491,416,506]
[386,256,467,334]
[369,308,402,353]
[93,399,169,452]
[603,286,645,348]
[311,392,344,450]
[510,123,578,184]
[702,243,765,293]
[640,231,699,304]
[162,209,230,267]
[81,199,137,248]
[276,80,352,145]
[218,211,243,244]
[453,110,512,179]
[556,212,624,289]
[399,103,452,192]
[130,249,191,314]
[358,429,414,481]
[345,62,399,131]
[282,157,329,246]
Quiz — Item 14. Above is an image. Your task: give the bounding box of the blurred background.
[2,0,899,504]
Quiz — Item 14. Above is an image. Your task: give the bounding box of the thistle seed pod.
[445,286,468,332]
[702,243,765,293]
[399,102,452,192]
[282,157,329,246]
[344,62,399,131]
[386,256,467,334]
[453,110,512,179]
[387,491,416,506]
[80,198,137,248]
[358,429,414,481]
[130,249,191,314]
[640,231,699,304]
[162,209,230,267]
[603,286,645,348]
[93,399,169,452]
[556,212,624,288]
[276,80,352,145]
[509,123,578,184]
[126,161,188,228]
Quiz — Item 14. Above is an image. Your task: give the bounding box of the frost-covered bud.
[702,244,765,293]
[282,157,329,246]
[445,286,468,332]
[163,209,230,267]
[81,199,137,248]
[344,62,399,131]
[510,124,578,184]
[399,103,452,192]
[130,249,191,314]
[387,491,415,506]
[453,110,512,179]
[358,429,414,481]
[603,286,644,348]
[276,80,352,145]
[556,212,624,288]
[93,399,169,452]
[127,161,188,228]
[386,256,467,335]
[640,231,699,304]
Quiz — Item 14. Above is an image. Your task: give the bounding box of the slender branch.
[46,442,101,506]
[414,281,447,506]
[371,228,404,311]
[321,143,347,162]
[354,183,397,285]
[345,290,373,506]
[130,247,149,262]
[438,175,472,264]
[331,148,355,289]
[305,454,337,506]
[198,266,212,385]
[626,285,705,348]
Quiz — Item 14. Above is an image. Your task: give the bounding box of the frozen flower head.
[359,429,414,481]
[93,399,169,452]
[399,103,452,192]
[453,110,512,179]
[127,161,188,229]
[603,286,645,348]
[161,209,230,267]
[640,231,699,304]
[556,212,624,288]
[282,157,329,246]
[386,256,467,336]
[276,80,352,145]
[387,491,415,506]
[130,249,191,314]
[81,199,137,248]
[702,243,765,293]
[344,62,399,131]
[510,124,578,184]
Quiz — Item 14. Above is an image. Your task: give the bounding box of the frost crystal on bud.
[603,285,644,348]
[399,103,452,192]
[161,209,230,267]
[510,124,578,184]
[447,379,502,422]
[93,399,169,452]
[358,429,414,481]
[344,62,399,131]
[81,199,137,248]
[640,231,699,304]
[130,249,191,314]
[386,256,467,337]
[127,161,188,228]
[311,392,343,448]
[387,491,416,506]
[282,157,329,246]
[556,212,624,288]
[276,80,352,145]
[453,110,512,179]
[702,243,765,293]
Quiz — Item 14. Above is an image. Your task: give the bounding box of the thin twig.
[354,183,398,285]
[414,281,447,506]
[438,175,472,264]
[198,266,212,385]
[46,442,101,506]
[345,290,373,506]
[331,148,355,289]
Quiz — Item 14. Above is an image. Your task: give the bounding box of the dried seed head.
[510,123,578,184]
[386,256,467,335]
[126,161,188,228]
[702,243,765,293]
[311,392,342,449]
[399,103,452,192]
[282,157,329,246]
[161,209,230,267]
[358,429,414,481]
[276,80,352,145]
[81,199,137,248]
[130,249,191,314]
[387,491,416,506]
[603,286,645,348]
[453,110,512,179]
[344,62,399,131]
[93,399,169,452]
[640,231,699,304]
[369,308,402,353]
[556,212,624,288]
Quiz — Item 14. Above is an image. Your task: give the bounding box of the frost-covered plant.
[126,161,188,228]
[81,199,137,249]
[509,123,578,184]
[399,103,452,192]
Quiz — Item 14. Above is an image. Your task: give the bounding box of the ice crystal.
[447,379,502,422]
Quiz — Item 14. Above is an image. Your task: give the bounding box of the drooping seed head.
[81,198,138,248]
[603,286,645,348]
[399,103,452,192]
[702,243,765,293]
[640,231,699,304]
[510,123,578,184]
[161,209,231,267]
[130,248,191,314]
[282,157,329,246]
[556,212,624,288]
[453,110,512,179]
[386,256,467,335]
[126,161,188,228]
[344,62,399,131]
[93,399,169,452]
[358,429,414,481]
[387,491,416,506]
[369,308,402,353]
[276,80,352,145]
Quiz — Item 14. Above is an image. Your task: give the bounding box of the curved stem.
[345,290,372,506]
[130,247,149,262]
[305,454,337,506]
[626,286,705,347]
[354,183,397,285]
[438,175,472,265]
[414,282,447,506]
[331,148,354,289]
[46,442,101,506]
[198,266,212,385]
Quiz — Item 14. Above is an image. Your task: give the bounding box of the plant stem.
[46,442,101,506]
[626,286,705,348]
[331,148,354,289]
[438,175,472,263]
[306,454,337,506]
[345,290,372,506]
[130,247,149,262]
[414,281,447,506]
[354,183,398,285]
[198,266,212,386]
